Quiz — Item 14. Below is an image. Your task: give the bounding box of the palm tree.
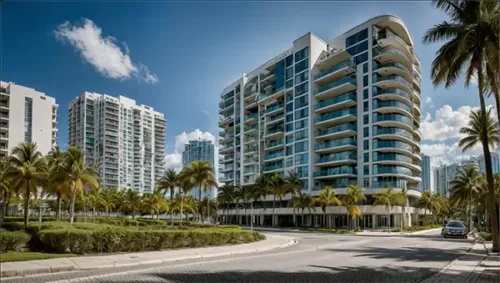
[418,191,443,225]
[47,146,67,220]
[398,185,410,229]
[156,168,179,223]
[217,184,235,224]
[177,175,194,226]
[423,0,500,252]
[450,166,481,231]
[7,143,48,228]
[181,161,218,222]
[316,186,342,228]
[341,185,366,229]
[144,188,169,219]
[0,157,12,222]
[373,188,404,229]
[100,188,119,216]
[289,191,315,228]
[235,185,258,229]
[258,174,279,227]
[51,147,99,225]
[87,186,104,220]
[122,189,142,219]
[284,171,304,193]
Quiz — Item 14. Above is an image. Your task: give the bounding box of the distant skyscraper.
[479,152,500,174]
[419,154,431,192]
[434,163,461,197]
[182,139,216,198]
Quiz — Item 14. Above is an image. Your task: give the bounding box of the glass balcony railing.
[373,87,412,101]
[313,178,358,190]
[373,75,411,89]
[374,153,413,164]
[244,157,258,163]
[265,103,284,114]
[220,145,234,152]
[377,29,411,51]
[374,113,413,127]
[373,61,409,72]
[313,165,357,177]
[373,140,413,152]
[265,150,285,160]
[315,138,357,150]
[315,92,356,110]
[245,124,258,132]
[316,123,356,137]
[316,108,356,123]
[245,146,258,152]
[314,59,355,80]
[266,138,284,149]
[317,151,357,164]
[373,100,412,113]
[314,75,357,95]
[373,165,413,176]
[263,162,284,172]
[373,127,413,140]
[259,87,284,102]
[245,113,258,120]
[266,127,284,136]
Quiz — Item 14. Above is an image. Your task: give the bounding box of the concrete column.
[372,215,377,229]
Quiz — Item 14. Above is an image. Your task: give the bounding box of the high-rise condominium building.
[418,154,431,192]
[433,163,461,197]
[182,139,216,198]
[0,81,58,157]
[479,152,500,174]
[68,92,166,194]
[218,15,422,228]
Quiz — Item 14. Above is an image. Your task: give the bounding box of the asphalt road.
[4,229,476,283]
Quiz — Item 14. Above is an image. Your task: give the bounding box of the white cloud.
[422,142,483,168]
[423,97,434,109]
[163,129,217,172]
[421,105,478,142]
[55,18,158,83]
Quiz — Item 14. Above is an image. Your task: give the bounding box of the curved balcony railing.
[317,151,357,164]
[316,123,356,137]
[373,61,409,73]
[372,178,410,189]
[373,165,413,176]
[373,75,412,89]
[245,113,258,120]
[315,138,357,150]
[245,146,258,152]
[314,59,355,80]
[313,166,357,177]
[314,75,357,95]
[373,113,413,127]
[373,152,414,164]
[373,87,412,101]
[373,140,413,152]
[314,178,358,190]
[316,108,356,123]
[315,93,356,110]
[373,127,413,140]
[373,100,412,114]
[377,29,412,53]
[373,46,409,61]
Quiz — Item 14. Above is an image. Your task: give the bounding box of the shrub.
[479,232,492,241]
[1,222,25,231]
[2,217,57,223]
[0,231,30,252]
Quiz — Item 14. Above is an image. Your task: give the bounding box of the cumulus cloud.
[423,97,434,109]
[55,18,158,83]
[163,129,217,172]
[421,105,478,142]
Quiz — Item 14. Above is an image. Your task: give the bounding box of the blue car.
[442,221,468,239]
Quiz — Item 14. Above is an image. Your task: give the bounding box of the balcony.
[219,102,234,113]
[261,72,276,84]
[373,100,412,118]
[316,151,357,167]
[314,75,357,100]
[313,166,357,179]
[373,61,411,82]
[373,87,412,107]
[316,49,353,70]
[219,175,234,183]
[244,146,258,155]
[376,28,413,59]
[315,92,356,114]
[265,103,284,116]
[373,126,417,146]
[265,138,284,150]
[244,90,259,102]
[373,140,416,157]
[314,59,355,86]
[220,155,234,163]
[373,113,413,132]
[267,113,285,126]
[244,124,258,134]
[244,167,259,176]
[373,165,418,179]
[264,150,284,162]
[245,100,258,109]
[258,87,285,105]
[0,123,8,133]
[373,153,421,172]
[263,161,284,173]
[220,165,234,173]
[373,74,412,95]
[373,46,411,69]
[0,114,8,122]
[244,135,258,145]
[316,123,356,140]
[219,115,234,127]
[245,113,258,124]
[315,138,357,154]
[315,108,357,128]
[0,134,8,142]
[220,145,234,154]
[244,157,259,165]
[264,127,284,140]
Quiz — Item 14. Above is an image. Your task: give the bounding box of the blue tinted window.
[297,166,309,178]
[286,103,293,112]
[354,52,368,65]
[295,47,309,62]
[346,29,368,47]
[347,41,368,56]
[295,71,309,85]
[363,127,369,137]
[363,63,368,74]
[295,96,308,110]
[295,107,308,119]
[295,119,308,130]
[364,114,369,124]
[364,165,369,174]
[295,141,308,153]
[364,152,369,162]
[295,153,309,165]
[285,55,293,67]
[363,75,368,86]
[275,60,286,91]
[286,67,294,80]
[286,113,293,122]
[364,101,369,112]
[286,135,294,144]
[363,88,369,100]
[286,123,294,132]
[364,140,369,150]
[286,79,294,89]
[286,146,293,156]
[295,59,309,74]
[295,82,308,96]
[295,129,308,141]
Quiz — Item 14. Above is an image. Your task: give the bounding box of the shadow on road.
[111,265,487,283]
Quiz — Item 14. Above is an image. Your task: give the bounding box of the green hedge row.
[479,232,492,241]
[0,230,31,252]
[38,228,264,254]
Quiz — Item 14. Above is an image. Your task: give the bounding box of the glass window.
[286,67,294,80]
[295,141,309,153]
[286,113,293,122]
[295,47,309,62]
[286,123,294,132]
[346,29,368,47]
[363,63,368,74]
[295,129,308,141]
[286,135,294,144]
[364,152,369,162]
[363,75,368,87]
[354,52,368,65]
[364,165,369,175]
[364,177,370,187]
[295,118,308,130]
[294,58,309,74]
[286,146,293,156]
[295,71,309,85]
[295,153,309,165]
[286,92,293,102]
[295,107,308,119]
[286,103,293,112]
[363,127,369,137]
[286,79,294,89]
[347,41,368,56]
[297,166,309,178]
[285,55,293,67]
[286,157,293,167]
[295,96,308,110]
[364,140,369,150]
[364,101,369,112]
[295,81,308,96]
[364,114,369,124]
[364,88,369,100]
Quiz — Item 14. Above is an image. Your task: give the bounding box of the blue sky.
[2,1,490,169]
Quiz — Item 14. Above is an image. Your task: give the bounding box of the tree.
[373,188,404,229]
[144,188,169,219]
[418,191,442,225]
[217,184,235,224]
[450,166,481,230]
[423,0,500,252]
[100,188,119,216]
[181,161,218,222]
[289,191,315,228]
[0,157,12,222]
[7,143,48,228]
[156,169,179,223]
[235,185,260,229]
[177,175,194,226]
[122,189,142,219]
[284,171,304,193]
[398,185,410,228]
[46,146,68,220]
[341,185,366,229]
[316,186,342,228]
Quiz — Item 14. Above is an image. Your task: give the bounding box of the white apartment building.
[68,92,166,194]
[218,15,423,228]
[0,81,58,157]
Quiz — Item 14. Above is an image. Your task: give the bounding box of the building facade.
[479,152,500,175]
[218,15,423,228]
[0,81,58,157]
[418,154,431,192]
[433,163,461,197]
[182,139,216,199]
[68,92,166,194]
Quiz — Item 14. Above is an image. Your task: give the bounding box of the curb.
[0,235,296,278]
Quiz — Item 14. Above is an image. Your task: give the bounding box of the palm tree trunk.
[293,210,297,228]
[324,211,327,228]
[23,180,30,228]
[477,65,499,252]
[301,209,305,228]
[132,208,136,220]
[250,202,254,231]
[170,187,174,225]
[401,204,405,229]
[272,194,276,227]
[56,194,61,220]
[180,193,184,227]
[206,198,210,224]
[469,193,473,233]
[4,194,10,217]
[93,206,96,222]
[69,185,77,225]
[198,185,202,222]
[39,201,43,223]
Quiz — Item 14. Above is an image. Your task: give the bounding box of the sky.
[2,1,494,173]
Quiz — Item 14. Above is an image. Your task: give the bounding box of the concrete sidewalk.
[0,234,296,278]
[422,242,499,283]
[355,227,442,236]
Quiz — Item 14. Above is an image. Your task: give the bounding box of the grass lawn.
[0,252,77,263]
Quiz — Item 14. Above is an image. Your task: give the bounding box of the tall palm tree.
[373,188,404,229]
[51,147,99,225]
[235,185,259,229]
[418,191,443,225]
[423,0,500,252]
[284,171,304,193]
[0,157,12,221]
[450,166,481,231]
[217,184,235,224]
[341,185,366,229]
[87,186,104,220]
[122,189,142,219]
[100,188,119,216]
[144,188,169,219]
[181,161,218,222]
[47,146,67,220]
[398,185,410,228]
[156,168,179,223]
[267,174,284,227]
[7,143,48,228]
[177,175,194,226]
[289,191,315,228]
[316,186,342,228]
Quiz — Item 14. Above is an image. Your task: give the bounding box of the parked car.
[442,220,468,239]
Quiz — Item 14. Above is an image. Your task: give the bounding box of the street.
[2,229,486,283]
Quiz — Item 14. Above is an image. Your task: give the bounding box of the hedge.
[479,232,492,241]
[2,216,58,223]
[39,228,264,254]
[0,231,30,252]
